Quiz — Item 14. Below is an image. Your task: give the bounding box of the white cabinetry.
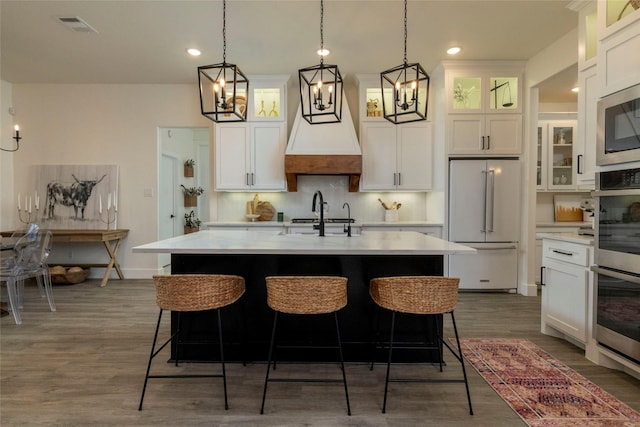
[541,237,593,345]
[537,117,578,191]
[443,62,524,156]
[360,122,432,191]
[214,75,289,192]
[576,66,598,188]
[448,114,522,155]
[215,122,286,191]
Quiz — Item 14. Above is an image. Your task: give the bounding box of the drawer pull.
[552,249,573,256]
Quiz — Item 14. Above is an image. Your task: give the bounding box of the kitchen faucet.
[342,202,352,237]
[312,190,325,237]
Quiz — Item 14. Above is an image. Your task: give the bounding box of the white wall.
[6,83,212,278]
[0,81,16,232]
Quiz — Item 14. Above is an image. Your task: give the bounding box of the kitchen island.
[133,230,475,362]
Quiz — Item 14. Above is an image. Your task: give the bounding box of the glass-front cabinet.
[537,117,577,191]
[246,75,288,121]
[446,68,522,114]
[356,74,429,122]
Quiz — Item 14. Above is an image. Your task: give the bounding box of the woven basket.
[370,276,460,314]
[153,274,245,312]
[265,276,348,315]
[50,268,90,284]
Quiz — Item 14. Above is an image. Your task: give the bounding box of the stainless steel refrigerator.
[448,159,521,290]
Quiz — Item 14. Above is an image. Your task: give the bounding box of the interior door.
[159,153,178,269]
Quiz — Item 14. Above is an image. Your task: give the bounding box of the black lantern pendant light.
[298,0,343,124]
[380,0,429,124]
[198,0,249,123]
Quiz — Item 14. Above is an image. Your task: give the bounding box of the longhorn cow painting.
[34,165,119,229]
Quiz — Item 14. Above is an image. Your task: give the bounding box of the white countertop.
[536,232,594,245]
[133,229,474,256]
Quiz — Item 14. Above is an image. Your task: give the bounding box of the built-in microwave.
[597,83,640,166]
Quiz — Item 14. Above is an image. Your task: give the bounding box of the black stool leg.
[435,314,444,372]
[382,311,396,414]
[334,312,351,416]
[139,309,163,411]
[451,312,473,415]
[174,312,181,366]
[217,308,229,410]
[260,311,279,414]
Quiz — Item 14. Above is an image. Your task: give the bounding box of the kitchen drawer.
[542,239,590,267]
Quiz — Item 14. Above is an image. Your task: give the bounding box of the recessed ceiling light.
[447,46,462,55]
[317,48,330,57]
[186,48,202,57]
[571,87,579,93]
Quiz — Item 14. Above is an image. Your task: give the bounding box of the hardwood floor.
[1,279,639,426]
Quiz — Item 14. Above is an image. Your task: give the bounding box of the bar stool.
[369,276,473,415]
[260,276,351,416]
[138,274,245,410]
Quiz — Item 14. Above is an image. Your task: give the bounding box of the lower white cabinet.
[541,238,593,345]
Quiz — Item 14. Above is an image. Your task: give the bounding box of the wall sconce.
[298,0,343,124]
[1,125,22,152]
[380,0,429,124]
[198,0,249,123]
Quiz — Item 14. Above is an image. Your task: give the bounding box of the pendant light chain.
[222,0,227,63]
[403,0,408,65]
[319,0,324,64]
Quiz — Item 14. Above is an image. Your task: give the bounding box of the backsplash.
[214,175,432,223]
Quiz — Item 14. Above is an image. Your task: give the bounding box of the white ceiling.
[1,0,579,101]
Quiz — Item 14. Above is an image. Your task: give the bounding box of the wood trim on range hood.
[284,94,362,192]
[285,155,362,192]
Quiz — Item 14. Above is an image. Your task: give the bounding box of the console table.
[1,229,129,287]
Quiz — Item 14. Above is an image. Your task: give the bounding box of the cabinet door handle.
[540,266,546,286]
[393,173,397,186]
[577,154,583,174]
[486,135,490,150]
[398,172,402,186]
[251,173,255,186]
[552,249,573,257]
[481,136,485,150]
[246,173,250,186]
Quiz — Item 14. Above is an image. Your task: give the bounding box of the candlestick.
[99,194,103,214]
[107,193,111,210]
[18,193,21,210]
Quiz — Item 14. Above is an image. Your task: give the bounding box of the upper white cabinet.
[576,65,598,189]
[214,75,289,192]
[360,122,433,191]
[443,62,524,156]
[448,114,522,155]
[537,117,578,191]
[215,122,286,191]
[356,74,433,192]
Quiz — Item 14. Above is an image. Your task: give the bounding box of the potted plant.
[184,210,201,234]
[180,185,204,207]
[184,159,195,177]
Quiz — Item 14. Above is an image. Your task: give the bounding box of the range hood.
[285,92,362,192]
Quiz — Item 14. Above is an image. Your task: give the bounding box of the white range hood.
[284,92,362,192]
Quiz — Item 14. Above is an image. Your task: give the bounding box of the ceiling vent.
[56,16,98,33]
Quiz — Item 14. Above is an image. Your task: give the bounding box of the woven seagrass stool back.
[369,276,473,416]
[261,276,351,416]
[139,274,245,411]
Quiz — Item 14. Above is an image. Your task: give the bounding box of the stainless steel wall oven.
[593,168,640,364]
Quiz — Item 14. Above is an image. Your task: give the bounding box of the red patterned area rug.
[455,338,640,427]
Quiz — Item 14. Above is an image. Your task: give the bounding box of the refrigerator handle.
[487,169,495,232]
[481,170,488,233]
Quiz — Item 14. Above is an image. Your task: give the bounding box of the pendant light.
[198,0,249,123]
[380,0,429,124]
[298,0,343,124]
